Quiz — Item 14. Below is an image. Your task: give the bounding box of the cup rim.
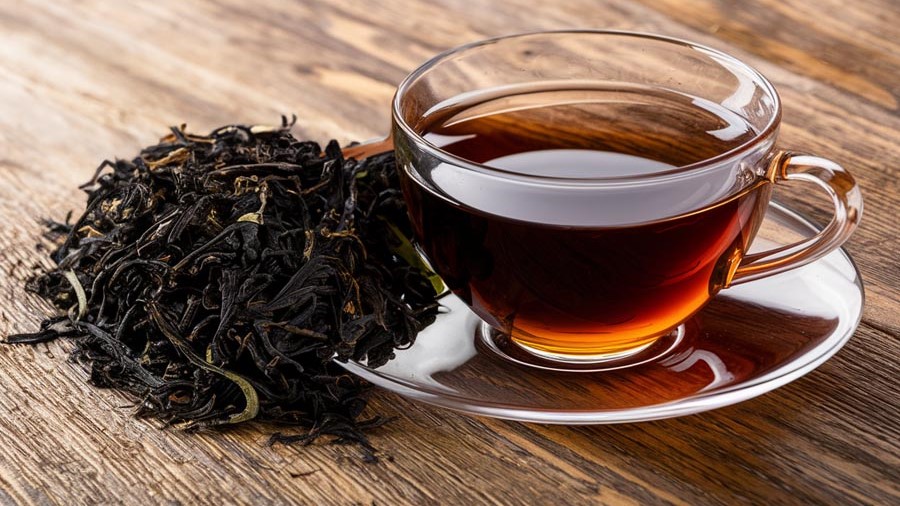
[391,29,783,184]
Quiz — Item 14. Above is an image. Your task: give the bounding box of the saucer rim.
[338,202,865,424]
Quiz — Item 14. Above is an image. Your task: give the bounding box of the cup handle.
[730,151,863,285]
[342,135,394,160]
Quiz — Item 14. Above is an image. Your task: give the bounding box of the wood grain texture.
[0,0,897,504]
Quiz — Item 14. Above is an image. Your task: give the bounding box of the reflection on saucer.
[661,348,736,393]
[375,296,478,391]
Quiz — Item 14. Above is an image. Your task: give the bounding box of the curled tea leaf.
[63,270,87,321]
[149,303,260,426]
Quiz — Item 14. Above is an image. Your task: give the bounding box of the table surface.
[1,1,898,504]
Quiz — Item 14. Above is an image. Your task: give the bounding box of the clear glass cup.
[348,30,862,368]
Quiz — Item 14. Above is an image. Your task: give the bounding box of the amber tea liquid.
[400,87,769,357]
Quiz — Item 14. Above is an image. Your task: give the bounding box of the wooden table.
[1,1,897,504]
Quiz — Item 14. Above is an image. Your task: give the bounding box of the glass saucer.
[338,203,864,424]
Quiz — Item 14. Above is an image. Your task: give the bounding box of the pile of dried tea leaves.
[9,117,440,460]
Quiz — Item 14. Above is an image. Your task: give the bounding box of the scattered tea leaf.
[9,117,440,460]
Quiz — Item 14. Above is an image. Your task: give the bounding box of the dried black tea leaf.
[9,117,440,460]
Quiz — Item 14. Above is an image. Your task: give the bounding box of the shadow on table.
[508,361,875,505]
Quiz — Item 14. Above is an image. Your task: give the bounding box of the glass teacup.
[348,31,862,366]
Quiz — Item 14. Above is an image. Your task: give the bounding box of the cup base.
[477,322,685,372]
